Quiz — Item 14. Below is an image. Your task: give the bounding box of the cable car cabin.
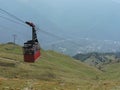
[23,40,40,62]
[23,21,40,62]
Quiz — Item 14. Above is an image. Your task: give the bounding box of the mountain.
[0,43,103,89]
[73,52,120,70]
[44,38,120,56]
[1,43,120,89]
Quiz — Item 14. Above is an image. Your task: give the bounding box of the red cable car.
[23,21,41,62]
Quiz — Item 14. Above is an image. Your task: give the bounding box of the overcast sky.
[0,0,120,45]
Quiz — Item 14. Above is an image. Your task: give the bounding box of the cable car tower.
[23,21,41,62]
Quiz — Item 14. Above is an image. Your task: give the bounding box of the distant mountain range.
[73,52,120,70]
[43,38,120,56]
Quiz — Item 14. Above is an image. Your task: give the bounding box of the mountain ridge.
[73,52,120,70]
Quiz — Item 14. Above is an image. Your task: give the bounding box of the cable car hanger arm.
[25,21,35,28]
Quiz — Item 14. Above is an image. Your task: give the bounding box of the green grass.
[0,43,120,90]
[0,44,101,78]
[102,63,120,80]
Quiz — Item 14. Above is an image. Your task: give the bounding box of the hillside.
[1,43,120,90]
[0,43,103,90]
[102,63,120,80]
[73,52,120,69]
[0,43,102,79]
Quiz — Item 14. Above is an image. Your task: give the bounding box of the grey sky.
[0,0,120,45]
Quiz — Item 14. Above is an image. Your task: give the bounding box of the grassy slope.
[102,63,120,80]
[0,44,101,80]
[0,43,120,90]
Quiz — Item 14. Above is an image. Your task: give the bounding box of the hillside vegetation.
[0,43,120,90]
[73,52,120,69]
